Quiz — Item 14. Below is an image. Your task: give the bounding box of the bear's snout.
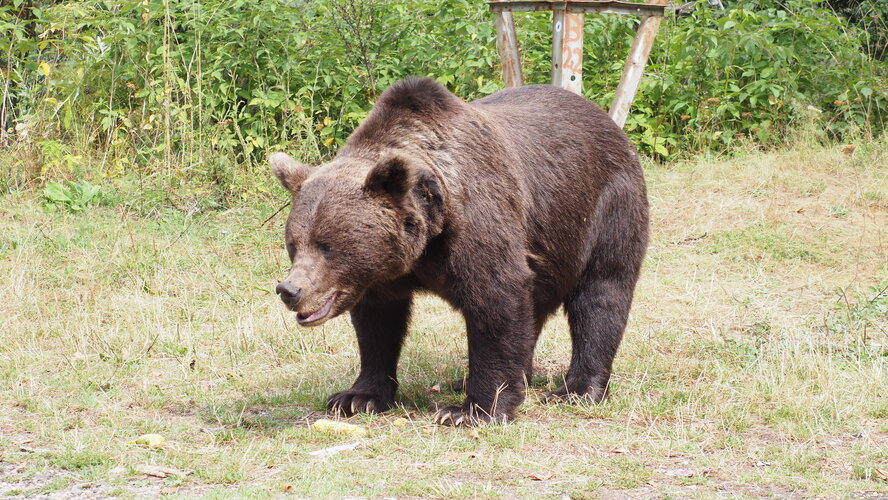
[275,282,303,308]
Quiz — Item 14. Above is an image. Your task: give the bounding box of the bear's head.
[270,151,443,326]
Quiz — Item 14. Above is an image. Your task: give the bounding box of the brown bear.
[271,77,648,425]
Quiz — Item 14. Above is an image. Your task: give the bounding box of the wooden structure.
[489,0,668,128]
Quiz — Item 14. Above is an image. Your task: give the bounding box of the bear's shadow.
[197,368,556,432]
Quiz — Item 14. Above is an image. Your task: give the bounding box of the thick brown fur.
[271,77,649,425]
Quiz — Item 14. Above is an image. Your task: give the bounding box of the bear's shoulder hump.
[376,77,461,115]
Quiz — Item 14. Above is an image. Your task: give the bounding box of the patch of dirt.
[0,462,212,499]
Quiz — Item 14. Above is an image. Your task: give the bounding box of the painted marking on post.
[560,12,584,94]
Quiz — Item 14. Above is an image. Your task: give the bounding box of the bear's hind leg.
[544,243,645,403]
[327,292,411,416]
[544,174,648,404]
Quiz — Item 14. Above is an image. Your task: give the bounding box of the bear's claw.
[326,390,392,417]
[434,409,452,425]
[541,385,607,404]
[434,406,468,426]
[433,404,505,427]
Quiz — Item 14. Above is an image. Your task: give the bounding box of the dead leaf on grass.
[876,469,888,482]
[134,464,189,478]
[19,445,49,454]
[677,233,707,245]
[430,383,442,393]
[527,472,554,481]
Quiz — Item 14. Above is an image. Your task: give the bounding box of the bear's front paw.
[433,403,509,427]
[327,390,394,417]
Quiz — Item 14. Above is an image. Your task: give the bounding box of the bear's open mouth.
[296,292,338,324]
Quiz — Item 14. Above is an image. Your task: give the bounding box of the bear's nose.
[275,282,303,306]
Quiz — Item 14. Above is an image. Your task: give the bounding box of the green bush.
[622,0,888,155]
[826,0,888,60]
[1,0,885,197]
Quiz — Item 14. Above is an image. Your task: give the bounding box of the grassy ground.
[0,140,886,499]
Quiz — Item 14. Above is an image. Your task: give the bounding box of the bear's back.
[468,85,646,302]
[469,85,632,177]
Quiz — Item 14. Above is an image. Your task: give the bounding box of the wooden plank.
[493,8,524,87]
[489,1,666,17]
[608,0,668,128]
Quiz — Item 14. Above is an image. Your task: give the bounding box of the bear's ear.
[270,152,310,194]
[364,156,415,203]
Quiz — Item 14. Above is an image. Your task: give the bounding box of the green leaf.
[43,182,71,204]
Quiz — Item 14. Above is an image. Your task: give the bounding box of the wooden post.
[489,1,667,105]
[493,4,524,87]
[551,6,584,94]
[608,0,668,127]
[551,7,565,86]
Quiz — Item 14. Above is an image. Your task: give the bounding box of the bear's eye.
[404,215,419,236]
[316,241,333,257]
[286,241,296,260]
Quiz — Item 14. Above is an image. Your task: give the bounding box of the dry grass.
[0,140,886,499]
